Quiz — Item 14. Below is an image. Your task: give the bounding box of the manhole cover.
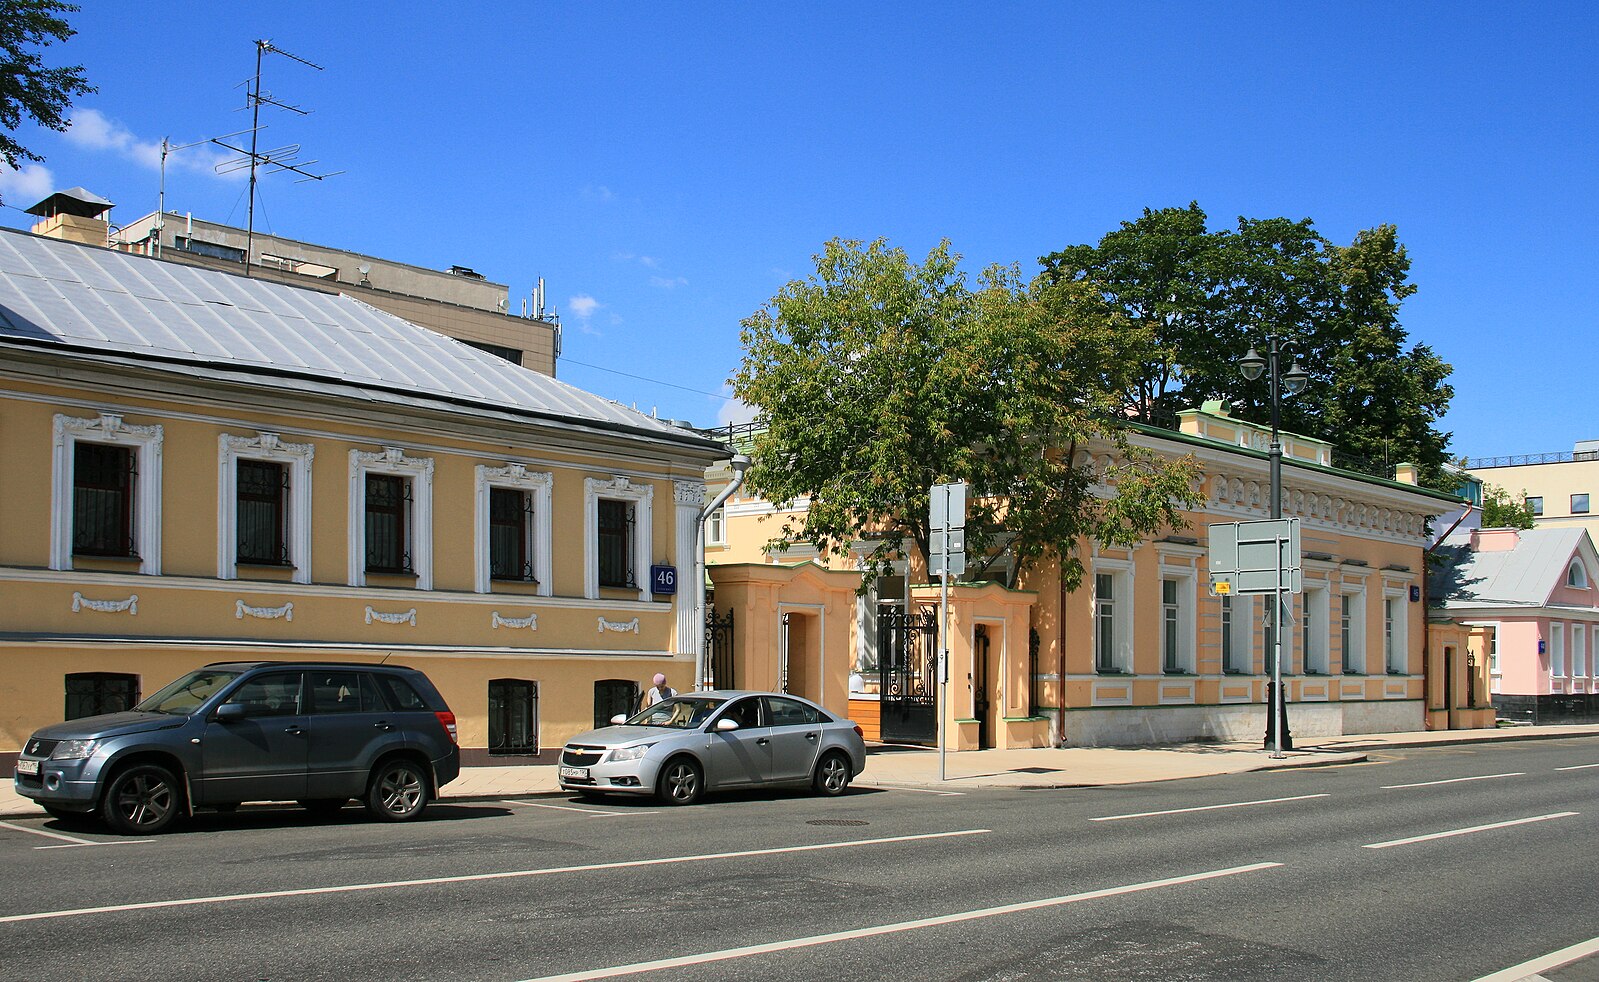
[806,819,869,827]
[1012,767,1062,774]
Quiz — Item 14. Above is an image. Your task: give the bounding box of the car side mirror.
[214,702,246,722]
[715,717,740,732]
[610,714,628,725]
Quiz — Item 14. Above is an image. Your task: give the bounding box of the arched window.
[1569,559,1590,589]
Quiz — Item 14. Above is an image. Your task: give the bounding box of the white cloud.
[0,162,56,205]
[637,255,660,269]
[717,394,757,427]
[582,184,615,202]
[649,275,688,289]
[63,109,242,180]
[567,294,604,335]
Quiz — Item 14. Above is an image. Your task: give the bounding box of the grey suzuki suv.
[13,661,461,834]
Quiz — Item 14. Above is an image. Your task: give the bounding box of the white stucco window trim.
[1302,583,1331,675]
[1091,556,1134,674]
[51,413,164,575]
[584,475,653,601]
[473,463,553,595]
[1220,592,1255,675]
[218,432,315,584]
[1159,568,1197,674]
[1382,583,1410,674]
[348,447,435,591]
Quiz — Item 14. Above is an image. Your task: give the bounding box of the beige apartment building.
[0,227,727,771]
[1467,440,1599,540]
[24,188,560,374]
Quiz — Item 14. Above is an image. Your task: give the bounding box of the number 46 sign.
[650,564,678,596]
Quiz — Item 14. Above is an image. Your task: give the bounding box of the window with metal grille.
[594,679,640,728]
[365,473,412,574]
[489,487,534,581]
[72,442,136,557]
[488,678,539,755]
[597,498,634,588]
[237,459,289,565]
[65,672,140,720]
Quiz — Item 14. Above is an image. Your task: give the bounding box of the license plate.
[559,766,589,780]
[15,759,39,776]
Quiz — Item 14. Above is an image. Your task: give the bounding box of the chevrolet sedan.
[557,691,866,805]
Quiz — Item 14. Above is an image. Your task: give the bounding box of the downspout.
[696,454,750,690]
[1423,502,1476,728]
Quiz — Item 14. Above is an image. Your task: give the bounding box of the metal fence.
[1467,451,1597,468]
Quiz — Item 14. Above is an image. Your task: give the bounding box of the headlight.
[50,739,97,760]
[609,744,653,762]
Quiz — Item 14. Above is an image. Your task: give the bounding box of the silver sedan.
[557,690,867,805]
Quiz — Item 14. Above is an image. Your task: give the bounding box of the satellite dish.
[357,264,371,274]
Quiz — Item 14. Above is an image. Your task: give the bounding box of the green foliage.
[0,1,93,200]
[732,237,1205,592]
[1480,483,1535,530]
[1041,206,1455,489]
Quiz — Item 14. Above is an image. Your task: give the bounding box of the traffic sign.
[1207,518,1302,596]
[930,481,967,531]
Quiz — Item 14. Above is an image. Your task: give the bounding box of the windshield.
[621,696,725,729]
[135,669,242,715]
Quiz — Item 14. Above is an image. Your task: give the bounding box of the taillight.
[435,710,458,745]
[853,723,864,739]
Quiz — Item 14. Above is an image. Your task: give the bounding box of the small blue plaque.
[650,564,678,596]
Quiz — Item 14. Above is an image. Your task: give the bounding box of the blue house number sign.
[650,564,678,596]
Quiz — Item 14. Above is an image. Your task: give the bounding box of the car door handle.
[373,721,395,731]
[284,726,305,736]
[806,733,818,741]
[756,738,769,746]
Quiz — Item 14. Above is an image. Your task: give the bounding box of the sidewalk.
[5,723,1599,818]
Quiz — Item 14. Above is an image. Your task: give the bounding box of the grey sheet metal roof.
[1430,526,1589,608]
[0,228,721,451]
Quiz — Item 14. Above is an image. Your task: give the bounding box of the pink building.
[1431,526,1599,722]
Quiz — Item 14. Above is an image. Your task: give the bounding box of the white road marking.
[862,785,965,796]
[1381,772,1523,789]
[1363,811,1578,850]
[1471,934,1599,982]
[0,827,991,924]
[1090,793,1330,822]
[516,861,1284,982]
[35,840,152,850]
[502,800,657,817]
[1555,763,1599,771]
[0,820,98,846]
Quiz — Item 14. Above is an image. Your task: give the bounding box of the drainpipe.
[1423,502,1476,728]
[696,454,751,690]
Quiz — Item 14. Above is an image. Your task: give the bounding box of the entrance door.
[489,679,539,755]
[198,671,308,804]
[973,625,992,750]
[879,607,938,745]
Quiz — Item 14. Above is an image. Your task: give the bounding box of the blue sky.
[2,2,1594,458]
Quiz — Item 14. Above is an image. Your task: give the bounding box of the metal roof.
[25,187,114,217]
[1430,527,1593,608]
[0,228,721,451]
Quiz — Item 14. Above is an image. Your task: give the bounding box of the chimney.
[1393,462,1418,485]
[1469,527,1521,552]
[26,187,114,247]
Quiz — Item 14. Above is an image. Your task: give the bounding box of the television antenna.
[212,39,343,275]
[147,127,257,258]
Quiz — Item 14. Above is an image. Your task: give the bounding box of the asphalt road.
[4,738,1599,982]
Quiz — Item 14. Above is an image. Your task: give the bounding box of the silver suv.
[13,661,461,834]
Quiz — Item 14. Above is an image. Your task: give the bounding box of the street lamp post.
[1239,339,1308,756]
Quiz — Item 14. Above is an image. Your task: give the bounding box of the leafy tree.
[1042,208,1455,488]
[1480,483,1535,530]
[0,0,93,203]
[732,237,1204,593]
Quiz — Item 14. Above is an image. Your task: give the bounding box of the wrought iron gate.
[706,607,735,690]
[973,624,992,749]
[878,607,939,745]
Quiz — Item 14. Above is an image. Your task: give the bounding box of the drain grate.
[806,819,869,827]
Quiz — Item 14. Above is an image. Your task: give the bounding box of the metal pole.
[939,538,949,783]
[1268,339,1285,758]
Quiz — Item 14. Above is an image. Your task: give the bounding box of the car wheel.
[299,798,347,817]
[657,757,704,806]
[365,759,429,822]
[813,752,852,796]
[102,763,183,835]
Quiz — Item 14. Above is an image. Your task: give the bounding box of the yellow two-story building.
[0,228,727,769]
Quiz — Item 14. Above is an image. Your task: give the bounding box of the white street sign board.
[929,551,966,577]
[1207,518,1302,596]
[930,481,967,531]
[931,529,966,556]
